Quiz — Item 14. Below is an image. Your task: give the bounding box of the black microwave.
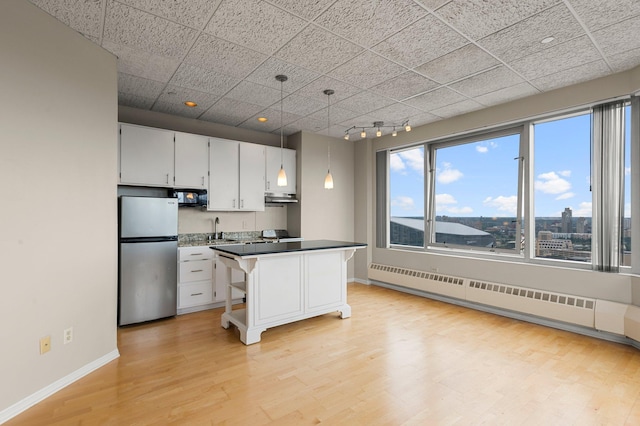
[173,190,207,207]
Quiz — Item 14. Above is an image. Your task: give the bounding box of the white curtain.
[592,100,626,272]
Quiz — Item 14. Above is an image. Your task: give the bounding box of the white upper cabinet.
[119,123,174,187]
[208,138,265,211]
[174,132,208,189]
[265,146,296,194]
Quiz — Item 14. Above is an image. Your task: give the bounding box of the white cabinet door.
[239,142,265,211]
[175,132,208,189]
[119,124,174,187]
[265,146,296,194]
[208,138,239,210]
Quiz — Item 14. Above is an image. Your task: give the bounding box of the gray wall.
[361,67,640,303]
[0,0,118,415]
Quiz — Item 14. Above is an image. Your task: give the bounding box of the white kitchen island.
[211,240,366,345]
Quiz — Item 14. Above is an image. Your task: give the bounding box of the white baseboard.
[0,349,120,424]
[352,278,370,285]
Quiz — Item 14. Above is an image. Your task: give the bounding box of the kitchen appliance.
[118,196,178,326]
[173,189,207,207]
[261,229,303,242]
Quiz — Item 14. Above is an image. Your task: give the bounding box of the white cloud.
[447,206,474,214]
[483,195,517,214]
[555,192,575,200]
[476,146,488,153]
[535,171,571,194]
[398,149,423,174]
[436,193,457,205]
[391,196,415,211]
[626,202,631,217]
[389,154,405,173]
[558,170,571,177]
[437,163,463,184]
[573,202,592,217]
[626,167,631,176]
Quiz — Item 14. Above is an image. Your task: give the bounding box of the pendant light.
[324,89,334,190]
[276,75,288,187]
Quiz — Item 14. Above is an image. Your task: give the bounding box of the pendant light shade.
[323,89,334,190]
[276,75,288,187]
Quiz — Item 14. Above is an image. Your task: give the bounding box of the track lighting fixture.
[344,120,411,139]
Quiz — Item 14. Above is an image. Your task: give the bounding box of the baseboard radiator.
[369,263,596,328]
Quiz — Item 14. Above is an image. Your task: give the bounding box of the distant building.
[576,217,586,234]
[561,207,572,233]
[390,217,495,247]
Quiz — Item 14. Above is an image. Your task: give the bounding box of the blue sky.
[390,108,631,219]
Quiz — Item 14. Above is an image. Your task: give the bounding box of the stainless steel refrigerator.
[118,196,178,326]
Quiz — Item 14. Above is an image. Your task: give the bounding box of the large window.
[384,99,634,270]
[533,113,592,263]
[431,132,521,252]
[389,146,424,247]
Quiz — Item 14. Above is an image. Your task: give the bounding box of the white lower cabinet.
[178,247,214,311]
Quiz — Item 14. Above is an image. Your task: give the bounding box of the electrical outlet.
[64,327,73,344]
[40,336,51,354]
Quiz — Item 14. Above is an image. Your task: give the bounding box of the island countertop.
[210,240,366,258]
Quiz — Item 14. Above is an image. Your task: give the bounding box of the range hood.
[265,193,298,204]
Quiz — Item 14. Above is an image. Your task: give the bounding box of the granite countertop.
[210,240,367,257]
[178,231,266,247]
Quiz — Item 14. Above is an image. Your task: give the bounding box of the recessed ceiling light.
[257,117,268,122]
[541,36,555,44]
[184,101,197,107]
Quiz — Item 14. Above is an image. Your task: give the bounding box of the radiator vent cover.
[368,263,595,328]
[468,280,595,310]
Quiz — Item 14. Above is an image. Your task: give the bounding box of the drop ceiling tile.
[200,97,265,126]
[152,101,206,119]
[224,80,281,107]
[117,0,221,28]
[304,105,361,128]
[594,15,640,57]
[569,0,640,32]
[169,63,239,96]
[118,92,156,110]
[369,103,424,123]
[315,0,427,48]
[477,3,584,63]
[244,58,320,93]
[370,72,439,101]
[156,85,220,109]
[531,60,611,92]
[288,115,326,133]
[608,48,640,72]
[327,51,406,89]
[184,33,268,77]
[435,0,559,41]
[414,0,450,11]
[474,82,539,106]
[267,0,335,20]
[404,87,467,112]
[30,0,104,38]
[103,41,180,82]
[274,25,364,74]
[449,66,525,98]
[249,106,302,127]
[239,109,297,133]
[334,91,396,115]
[294,77,362,103]
[431,99,483,118]
[103,1,197,58]
[372,14,468,68]
[407,112,440,127]
[414,44,499,84]
[204,0,307,54]
[118,73,165,99]
[509,35,602,81]
[282,94,327,115]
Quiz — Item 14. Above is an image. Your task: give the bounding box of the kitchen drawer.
[179,259,213,283]
[178,281,213,308]
[179,246,213,261]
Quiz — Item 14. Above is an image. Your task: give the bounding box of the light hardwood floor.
[7,283,640,425]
